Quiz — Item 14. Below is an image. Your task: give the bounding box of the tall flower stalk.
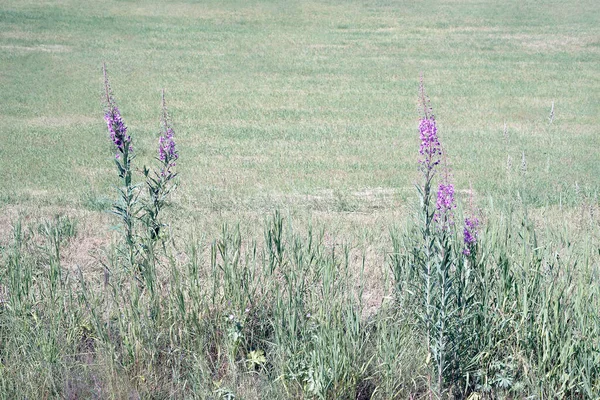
[143,89,179,242]
[103,63,138,269]
[413,77,459,398]
[418,76,442,237]
[416,76,441,398]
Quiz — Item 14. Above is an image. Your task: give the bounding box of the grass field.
[2,0,599,211]
[1,0,600,398]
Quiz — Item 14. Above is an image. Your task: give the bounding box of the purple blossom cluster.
[104,106,131,159]
[103,65,131,159]
[435,182,456,228]
[417,76,442,172]
[158,92,178,176]
[463,216,479,255]
[158,127,178,164]
[419,117,442,170]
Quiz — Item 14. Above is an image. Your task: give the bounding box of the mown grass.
[1,0,600,398]
[1,0,599,211]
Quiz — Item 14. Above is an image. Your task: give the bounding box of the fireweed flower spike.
[418,77,442,174]
[463,216,479,256]
[434,153,456,230]
[103,64,132,160]
[419,117,442,171]
[417,76,444,237]
[158,89,179,176]
[435,181,456,229]
[463,183,480,255]
[158,130,177,163]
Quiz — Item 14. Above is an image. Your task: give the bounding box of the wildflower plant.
[413,77,456,396]
[101,66,179,278]
[103,63,138,269]
[392,77,483,398]
[143,89,179,241]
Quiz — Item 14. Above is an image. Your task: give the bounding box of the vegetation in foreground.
[0,75,598,399]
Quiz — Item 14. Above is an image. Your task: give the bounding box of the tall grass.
[0,206,598,398]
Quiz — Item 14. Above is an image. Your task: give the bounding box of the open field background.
[1,0,600,398]
[1,0,599,214]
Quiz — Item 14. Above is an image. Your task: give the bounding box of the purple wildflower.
[435,182,456,229]
[463,183,480,255]
[463,217,478,245]
[104,107,131,158]
[419,117,442,170]
[463,216,479,255]
[158,127,178,163]
[158,90,178,175]
[103,65,131,158]
[418,76,442,172]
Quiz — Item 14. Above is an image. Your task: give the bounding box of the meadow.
[1,0,600,398]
